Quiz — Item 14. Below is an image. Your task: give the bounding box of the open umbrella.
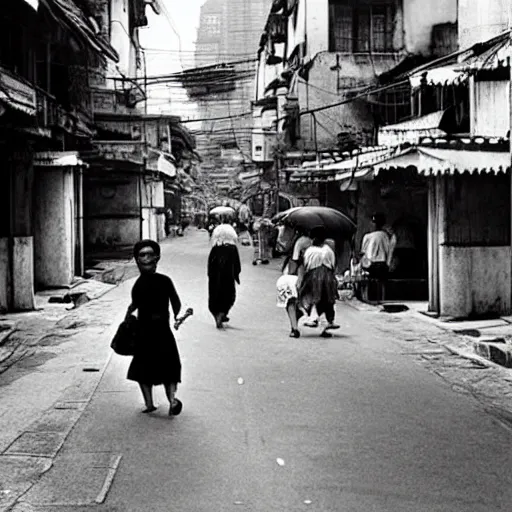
[209,205,236,217]
[271,206,302,225]
[280,206,356,238]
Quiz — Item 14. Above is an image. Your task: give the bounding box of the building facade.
[190,0,272,195]
[0,0,119,311]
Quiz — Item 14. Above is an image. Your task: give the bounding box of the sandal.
[289,329,300,338]
[169,398,183,416]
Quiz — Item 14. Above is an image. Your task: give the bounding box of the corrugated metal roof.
[374,147,510,176]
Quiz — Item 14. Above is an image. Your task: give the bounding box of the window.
[204,15,221,36]
[329,1,395,53]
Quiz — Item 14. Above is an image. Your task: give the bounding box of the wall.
[305,0,329,58]
[108,0,137,84]
[141,178,165,241]
[84,171,141,249]
[34,168,75,289]
[471,79,510,137]
[0,238,9,311]
[439,246,511,317]
[297,53,400,148]
[403,0,457,54]
[458,0,509,48]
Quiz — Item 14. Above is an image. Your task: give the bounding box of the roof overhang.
[374,146,510,176]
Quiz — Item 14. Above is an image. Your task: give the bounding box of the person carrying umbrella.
[298,226,340,338]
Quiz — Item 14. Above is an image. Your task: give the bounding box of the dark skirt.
[127,319,181,385]
[208,278,236,316]
[299,265,338,315]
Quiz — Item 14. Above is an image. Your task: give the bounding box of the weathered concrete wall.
[305,0,329,58]
[471,79,509,137]
[0,238,10,312]
[458,0,509,48]
[108,0,138,85]
[13,237,35,310]
[83,172,141,249]
[298,53,399,149]
[439,246,511,317]
[34,168,75,289]
[403,0,458,54]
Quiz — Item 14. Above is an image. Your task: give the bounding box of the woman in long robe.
[208,224,241,328]
[125,240,183,416]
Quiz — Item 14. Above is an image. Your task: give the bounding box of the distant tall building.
[191,0,272,191]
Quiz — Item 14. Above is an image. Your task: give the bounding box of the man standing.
[360,213,396,302]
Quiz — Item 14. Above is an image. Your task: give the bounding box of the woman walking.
[276,227,312,338]
[125,240,183,416]
[298,226,340,338]
[208,223,241,328]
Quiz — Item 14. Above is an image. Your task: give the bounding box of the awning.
[42,0,119,62]
[378,110,448,146]
[34,151,85,167]
[157,154,177,178]
[0,68,37,116]
[408,31,511,88]
[289,147,395,183]
[22,0,39,10]
[374,147,510,176]
[410,65,468,88]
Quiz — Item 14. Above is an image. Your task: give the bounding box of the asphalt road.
[14,229,512,512]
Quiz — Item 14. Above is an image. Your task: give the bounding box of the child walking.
[125,240,183,416]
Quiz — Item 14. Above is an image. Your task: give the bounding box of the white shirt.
[361,230,393,265]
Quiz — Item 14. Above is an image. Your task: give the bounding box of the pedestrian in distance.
[125,240,184,416]
[208,223,241,329]
[298,226,340,338]
[359,212,396,302]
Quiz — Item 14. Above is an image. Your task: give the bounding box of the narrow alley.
[2,229,512,512]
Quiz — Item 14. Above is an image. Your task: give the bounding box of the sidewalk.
[0,257,137,511]
[349,298,512,369]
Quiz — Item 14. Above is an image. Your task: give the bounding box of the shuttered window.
[329,1,395,53]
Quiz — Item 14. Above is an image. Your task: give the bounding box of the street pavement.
[2,229,512,511]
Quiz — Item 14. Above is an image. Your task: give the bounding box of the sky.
[139,0,206,117]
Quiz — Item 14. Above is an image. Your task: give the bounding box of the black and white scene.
[2,0,512,510]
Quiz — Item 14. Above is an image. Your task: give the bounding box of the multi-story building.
[253,0,460,301]
[82,0,197,257]
[186,0,272,194]
[258,0,512,318]
[0,0,119,311]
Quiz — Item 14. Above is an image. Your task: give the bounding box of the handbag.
[110,315,139,356]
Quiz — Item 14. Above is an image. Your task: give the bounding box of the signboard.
[93,141,145,165]
[34,151,84,167]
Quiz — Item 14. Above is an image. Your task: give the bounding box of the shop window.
[329,0,395,53]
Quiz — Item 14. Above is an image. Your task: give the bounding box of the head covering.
[211,223,238,246]
[133,239,161,258]
[310,225,327,244]
[372,212,386,227]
